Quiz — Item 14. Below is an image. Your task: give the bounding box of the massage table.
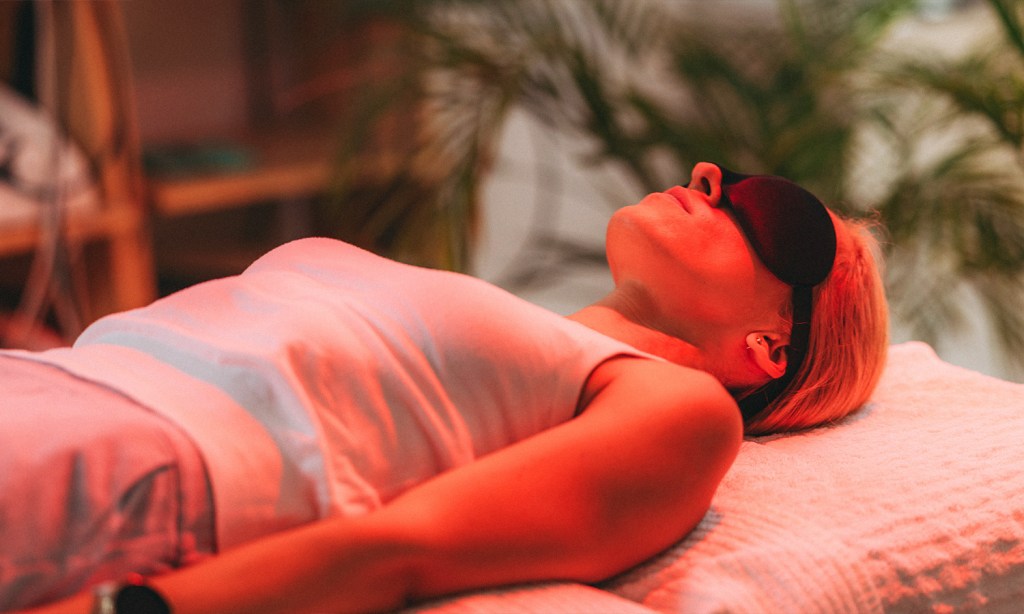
[411,342,1024,613]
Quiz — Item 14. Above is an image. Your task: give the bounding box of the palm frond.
[886,57,1024,149]
[989,0,1024,58]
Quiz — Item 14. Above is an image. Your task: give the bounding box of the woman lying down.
[4,163,888,613]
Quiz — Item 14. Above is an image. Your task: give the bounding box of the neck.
[567,288,707,369]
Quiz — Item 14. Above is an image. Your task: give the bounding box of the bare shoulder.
[581,356,743,447]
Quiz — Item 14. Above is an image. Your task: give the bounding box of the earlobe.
[746,332,788,379]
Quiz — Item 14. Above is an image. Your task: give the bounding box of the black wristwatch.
[92,574,172,614]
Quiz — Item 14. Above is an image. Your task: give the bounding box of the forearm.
[24,515,421,614]
[171,518,417,614]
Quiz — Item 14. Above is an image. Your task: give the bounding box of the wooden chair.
[0,0,155,345]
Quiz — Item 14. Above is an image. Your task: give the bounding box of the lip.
[665,186,692,213]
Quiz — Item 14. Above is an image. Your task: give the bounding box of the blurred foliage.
[319,0,1024,370]
[866,0,1024,364]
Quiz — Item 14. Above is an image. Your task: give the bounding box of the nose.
[687,162,724,207]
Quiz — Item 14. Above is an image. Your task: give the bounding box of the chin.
[604,207,666,280]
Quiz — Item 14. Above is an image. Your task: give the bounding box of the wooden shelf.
[148,124,337,217]
[143,122,343,288]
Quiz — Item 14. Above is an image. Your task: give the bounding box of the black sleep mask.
[716,167,837,421]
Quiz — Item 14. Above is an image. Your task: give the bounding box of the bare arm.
[26,358,742,614]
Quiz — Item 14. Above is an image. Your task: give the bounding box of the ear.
[745,331,788,379]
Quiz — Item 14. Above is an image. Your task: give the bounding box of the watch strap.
[92,575,171,614]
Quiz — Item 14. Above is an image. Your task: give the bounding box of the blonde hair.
[744,215,889,435]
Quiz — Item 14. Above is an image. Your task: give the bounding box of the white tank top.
[27,239,648,549]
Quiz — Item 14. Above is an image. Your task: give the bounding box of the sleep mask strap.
[714,166,837,421]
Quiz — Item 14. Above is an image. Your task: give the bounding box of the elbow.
[575,395,742,582]
[688,373,745,473]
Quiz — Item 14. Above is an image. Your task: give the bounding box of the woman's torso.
[24,238,650,548]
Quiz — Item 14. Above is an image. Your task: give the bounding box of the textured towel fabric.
[408,582,660,614]
[412,342,1024,613]
[604,341,1024,613]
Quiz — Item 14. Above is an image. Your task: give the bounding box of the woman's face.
[605,163,791,381]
